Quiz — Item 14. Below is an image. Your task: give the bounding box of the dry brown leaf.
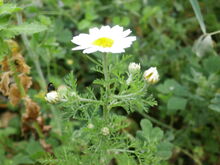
[40,139,53,154]
[24,97,40,120]
[0,112,16,128]
[9,84,21,106]
[18,73,32,92]
[12,53,30,74]
[1,56,10,71]
[0,72,11,96]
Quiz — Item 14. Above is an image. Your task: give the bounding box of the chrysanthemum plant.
[43,25,172,165]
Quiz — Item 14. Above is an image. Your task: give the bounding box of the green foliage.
[1,0,220,165]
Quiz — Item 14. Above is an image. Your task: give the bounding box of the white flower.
[128,62,141,74]
[45,91,60,103]
[101,127,110,136]
[71,25,136,54]
[143,67,159,84]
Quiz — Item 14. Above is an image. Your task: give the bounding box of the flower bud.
[101,127,109,136]
[57,85,68,99]
[45,91,60,103]
[88,123,94,129]
[128,62,140,74]
[143,67,159,84]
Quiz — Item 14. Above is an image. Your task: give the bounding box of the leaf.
[156,79,189,97]
[167,97,187,113]
[189,0,206,34]
[192,34,213,57]
[203,56,220,73]
[7,22,47,36]
[12,154,34,165]
[157,142,173,160]
[0,4,21,15]
[209,94,220,113]
[137,119,163,142]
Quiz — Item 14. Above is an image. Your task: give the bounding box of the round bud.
[143,67,159,84]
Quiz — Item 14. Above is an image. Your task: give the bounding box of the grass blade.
[189,0,206,34]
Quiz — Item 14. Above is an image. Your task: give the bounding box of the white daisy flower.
[71,25,136,54]
[143,67,159,84]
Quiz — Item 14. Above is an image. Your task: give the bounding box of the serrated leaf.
[7,23,47,35]
[209,94,220,113]
[0,4,21,15]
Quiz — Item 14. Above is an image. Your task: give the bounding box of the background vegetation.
[0,0,220,164]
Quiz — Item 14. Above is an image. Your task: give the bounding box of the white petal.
[111,25,123,33]
[72,45,89,50]
[71,34,91,45]
[83,47,98,54]
[122,29,132,37]
[89,27,99,35]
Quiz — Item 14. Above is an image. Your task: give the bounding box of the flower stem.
[102,53,110,120]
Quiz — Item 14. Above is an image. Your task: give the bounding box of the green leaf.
[209,94,220,113]
[189,0,206,34]
[157,79,189,97]
[167,96,187,113]
[137,119,163,142]
[0,38,8,61]
[0,127,16,137]
[203,56,220,73]
[157,142,173,160]
[12,154,34,165]
[0,4,21,15]
[56,29,72,43]
[115,154,136,165]
[7,22,47,35]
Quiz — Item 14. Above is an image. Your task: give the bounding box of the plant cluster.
[0,0,220,165]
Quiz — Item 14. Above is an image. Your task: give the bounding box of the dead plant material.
[18,73,32,92]
[8,84,21,106]
[0,112,17,128]
[1,56,10,71]
[0,71,11,96]
[12,53,30,74]
[24,97,40,120]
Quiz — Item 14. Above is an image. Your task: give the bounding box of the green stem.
[175,146,202,165]
[112,84,147,99]
[33,121,44,139]
[102,53,110,120]
[209,30,220,36]
[16,13,46,90]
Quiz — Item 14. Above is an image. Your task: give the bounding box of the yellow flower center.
[145,73,153,79]
[92,37,114,48]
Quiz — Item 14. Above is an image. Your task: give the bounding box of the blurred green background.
[1,0,220,164]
